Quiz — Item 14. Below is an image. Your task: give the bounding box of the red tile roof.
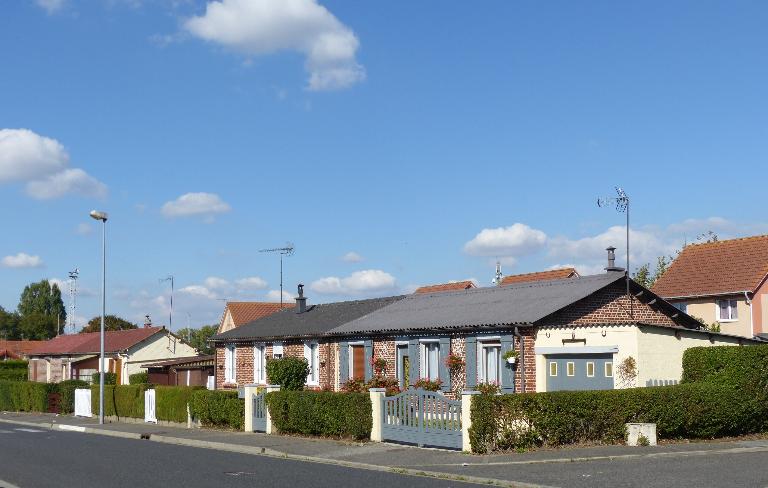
[414,281,477,294]
[501,268,579,286]
[652,235,768,298]
[0,340,45,359]
[29,327,165,356]
[226,302,293,327]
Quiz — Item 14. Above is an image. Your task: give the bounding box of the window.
[586,362,595,377]
[349,343,365,379]
[224,345,236,383]
[273,342,284,359]
[419,341,440,380]
[396,344,409,388]
[605,362,613,378]
[549,362,558,377]
[673,302,688,314]
[478,341,501,384]
[304,342,319,385]
[566,362,575,377]
[253,345,266,384]
[717,300,738,321]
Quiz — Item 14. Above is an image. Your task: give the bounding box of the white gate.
[144,389,157,423]
[74,388,92,417]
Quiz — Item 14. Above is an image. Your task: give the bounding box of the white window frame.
[272,342,284,359]
[304,341,319,385]
[253,344,266,384]
[566,362,575,377]
[224,345,236,383]
[419,339,440,381]
[477,339,501,385]
[605,362,613,378]
[716,300,738,322]
[586,362,595,378]
[549,362,558,377]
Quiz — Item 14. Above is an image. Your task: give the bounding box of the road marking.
[58,425,86,432]
[14,428,44,433]
[0,430,14,434]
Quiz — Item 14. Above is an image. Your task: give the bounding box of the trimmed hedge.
[58,379,88,414]
[266,390,372,440]
[91,372,118,385]
[469,383,766,453]
[682,345,768,389]
[155,386,201,423]
[91,384,148,419]
[189,389,244,430]
[266,357,309,391]
[0,380,54,412]
[129,372,149,385]
[0,360,28,382]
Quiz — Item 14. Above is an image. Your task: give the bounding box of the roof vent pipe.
[295,284,307,313]
[144,315,152,328]
[605,246,625,272]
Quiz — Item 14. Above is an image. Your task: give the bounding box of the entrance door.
[396,345,409,389]
[545,353,613,391]
[351,345,365,379]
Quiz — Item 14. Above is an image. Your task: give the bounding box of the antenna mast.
[597,187,631,319]
[259,243,295,306]
[160,276,174,332]
[68,269,79,334]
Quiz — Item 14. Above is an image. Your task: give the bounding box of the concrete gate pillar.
[461,391,480,452]
[369,388,386,442]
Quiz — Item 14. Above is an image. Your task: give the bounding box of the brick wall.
[514,329,536,393]
[373,338,396,380]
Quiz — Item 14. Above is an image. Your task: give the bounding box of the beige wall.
[123,332,197,378]
[680,297,752,338]
[218,310,235,334]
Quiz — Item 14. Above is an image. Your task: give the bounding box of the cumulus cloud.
[184,0,365,90]
[203,276,230,290]
[161,192,231,221]
[179,285,218,300]
[341,251,363,263]
[464,223,547,257]
[310,269,397,295]
[0,129,106,199]
[35,0,66,14]
[236,276,268,290]
[266,289,294,302]
[1,252,44,268]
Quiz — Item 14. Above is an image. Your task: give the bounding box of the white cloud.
[464,223,548,257]
[179,285,218,300]
[76,222,92,235]
[310,269,397,295]
[548,263,606,276]
[1,252,44,269]
[341,251,363,263]
[161,192,231,221]
[184,0,365,91]
[236,276,268,290]
[266,289,294,302]
[0,129,107,199]
[203,276,230,290]
[35,0,66,14]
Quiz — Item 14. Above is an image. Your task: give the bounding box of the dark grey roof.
[328,272,628,335]
[211,295,407,342]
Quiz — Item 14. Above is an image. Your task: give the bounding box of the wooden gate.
[381,389,462,450]
[252,391,267,432]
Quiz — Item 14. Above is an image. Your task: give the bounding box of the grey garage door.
[546,353,614,391]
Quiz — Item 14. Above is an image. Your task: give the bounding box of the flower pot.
[506,357,517,364]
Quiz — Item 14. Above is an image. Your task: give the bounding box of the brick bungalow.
[211,258,759,395]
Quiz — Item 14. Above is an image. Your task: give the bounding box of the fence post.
[243,384,258,432]
[461,390,480,453]
[265,384,280,435]
[369,388,386,442]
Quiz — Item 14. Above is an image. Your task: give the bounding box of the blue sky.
[2,0,768,331]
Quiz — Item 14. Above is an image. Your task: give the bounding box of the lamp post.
[89,210,108,425]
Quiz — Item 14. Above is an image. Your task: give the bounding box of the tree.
[632,231,718,289]
[17,280,66,338]
[175,325,218,355]
[80,315,138,333]
[0,306,21,340]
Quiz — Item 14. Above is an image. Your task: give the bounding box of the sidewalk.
[2,411,767,486]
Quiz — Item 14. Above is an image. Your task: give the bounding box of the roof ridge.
[686,234,768,247]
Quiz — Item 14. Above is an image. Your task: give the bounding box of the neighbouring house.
[414,281,476,294]
[27,327,197,384]
[217,301,293,335]
[211,249,759,395]
[500,267,580,286]
[141,355,214,388]
[652,235,768,339]
[0,340,45,360]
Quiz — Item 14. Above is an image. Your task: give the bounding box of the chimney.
[144,314,152,328]
[295,284,307,313]
[605,246,625,272]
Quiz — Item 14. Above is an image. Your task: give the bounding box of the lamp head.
[89,210,108,222]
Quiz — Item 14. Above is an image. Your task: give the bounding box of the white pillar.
[265,384,280,435]
[461,390,480,452]
[369,388,386,442]
[243,384,259,432]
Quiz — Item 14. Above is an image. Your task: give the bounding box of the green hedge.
[0,380,54,412]
[682,345,768,389]
[0,360,28,382]
[266,357,309,391]
[189,389,244,430]
[266,390,372,440]
[155,386,201,423]
[91,372,117,385]
[469,383,766,453]
[91,384,148,419]
[58,379,88,414]
[129,372,149,385]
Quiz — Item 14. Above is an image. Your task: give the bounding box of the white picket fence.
[74,388,92,417]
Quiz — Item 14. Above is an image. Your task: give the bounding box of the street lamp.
[89,210,108,425]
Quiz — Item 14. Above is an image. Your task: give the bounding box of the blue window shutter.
[339,342,349,384]
[501,334,515,393]
[364,339,373,381]
[439,337,451,392]
[408,339,419,387]
[465,337,477,389]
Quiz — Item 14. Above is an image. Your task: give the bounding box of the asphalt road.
[0,428,477,488]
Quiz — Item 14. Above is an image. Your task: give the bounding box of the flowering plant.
[370,357,387,375]
[476,381,501,395]
[412,377,443,392]
[444,353,464,370]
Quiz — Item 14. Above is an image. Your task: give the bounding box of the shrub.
[0,360,28,382]
[0,380,55,412]
[476,382,501,395]
[682,345,768,390]
[129,372,149,385]
[341,376,401,396]
[412,378,442,391]
[91,384,147,418]
[266,357,309,391]
[58,379,88,414]
[266,390,372,440]
[189,389,244,430]
[469,383,766,453]
[155,386,201,423]
[91,372,118,385]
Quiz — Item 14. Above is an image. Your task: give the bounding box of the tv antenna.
[491,261,503,286]
[159,275,174,332]
[597,186,632,319]
[259,243,295,306]
[68,269,79,334]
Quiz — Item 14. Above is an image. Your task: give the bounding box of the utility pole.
[259,243,295,306]
[160,276,174,332]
